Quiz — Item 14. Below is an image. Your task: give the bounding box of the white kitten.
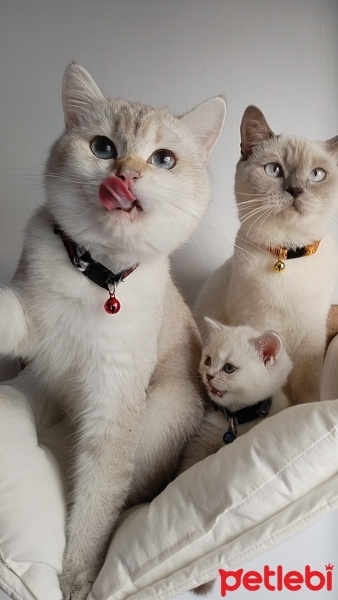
[180,318,292,471]
[195,105,338,405]
[180,318,292,598]
[0,63,225,600]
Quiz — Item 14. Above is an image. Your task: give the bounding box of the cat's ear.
[240,105,275,158]
[180,97,226,161]
[62,63,105,127]
[325,135,338,156]
[204,316,224,333]
[253,331,282,366]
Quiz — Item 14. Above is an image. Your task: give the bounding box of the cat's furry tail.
[0,286,28,356]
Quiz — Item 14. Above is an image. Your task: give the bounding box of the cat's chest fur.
[19,207,167,404]
[229,232,336,319]
[198,232,337,350]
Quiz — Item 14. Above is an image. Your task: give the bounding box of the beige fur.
[195,105,338,405]
[0,63,225,599]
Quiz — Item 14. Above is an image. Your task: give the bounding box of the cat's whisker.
[167,195,223,224]
[166,199,231,242]
[238,206,268,226]
[167,196,207,219]
[236,197,266,208]
[233,244,254,265]
[45,170,100,186]
[244,208,272,241]
[254,207,275,234]
[236,236,264,254]
[237,202,264,214]
[235,190,267,197]
[236,197,265,205]
[234,229,271,262]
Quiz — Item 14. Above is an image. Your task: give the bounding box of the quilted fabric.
[0,341,338,600]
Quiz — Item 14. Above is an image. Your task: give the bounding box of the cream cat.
[195,105,338,406]
[180,318,292,472]
[0,63,225,600]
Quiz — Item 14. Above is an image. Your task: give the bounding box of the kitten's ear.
[240,105,275,158]
[253,331,282,366]
[204,316,224,333]
[62,62,105,127]
[180,97,226,161]
[325,135,338,156]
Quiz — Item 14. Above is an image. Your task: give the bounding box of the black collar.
[211,398,272,445]
[53,223,139,314]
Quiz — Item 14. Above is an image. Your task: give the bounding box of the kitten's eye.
[308,168,326,182]
[264,163,283,178]
[223,363,237,374]
[204,356,211,366]
[90,136,117,160]
[149,149,176,170]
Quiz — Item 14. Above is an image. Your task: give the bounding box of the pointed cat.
[179,318,292,471]
[0,63,225,600]
[195,106,338,405]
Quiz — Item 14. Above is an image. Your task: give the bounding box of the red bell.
[104,295,121,314]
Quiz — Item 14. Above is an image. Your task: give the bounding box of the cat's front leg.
[59,401,144,600]
[0,285,28,356]
[289,351,324,404]
[178,417,221,473]
[127,376,205,506]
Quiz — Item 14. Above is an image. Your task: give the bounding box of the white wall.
[1,0,338,306]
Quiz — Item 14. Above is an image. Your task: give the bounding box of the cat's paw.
[59,566,97,600]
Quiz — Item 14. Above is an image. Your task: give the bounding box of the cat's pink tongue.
[99,176,136,212]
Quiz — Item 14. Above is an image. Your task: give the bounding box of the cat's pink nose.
[117,170,140,191]
[206,373,213,382]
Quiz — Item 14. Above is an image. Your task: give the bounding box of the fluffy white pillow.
[0,372,65,600]
[90,398,338,599]
[0,364,338,600]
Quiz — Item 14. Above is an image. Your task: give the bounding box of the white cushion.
[0,373,66,600]
[1,345,338,600]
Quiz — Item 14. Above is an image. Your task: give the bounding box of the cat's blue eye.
[90,136,117,160]
[264,162,283,178]
[149,149,176,170]
[223,363,237,374]
[308,168,326,182]
[204,355,211,366]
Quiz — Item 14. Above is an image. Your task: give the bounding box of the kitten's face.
[235,106,338,245]
[45,64,225,265]
[200,323,291,410]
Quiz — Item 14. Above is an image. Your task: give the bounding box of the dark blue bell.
[223,428,237,445]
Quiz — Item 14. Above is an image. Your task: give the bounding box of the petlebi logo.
[218,564,334,596]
